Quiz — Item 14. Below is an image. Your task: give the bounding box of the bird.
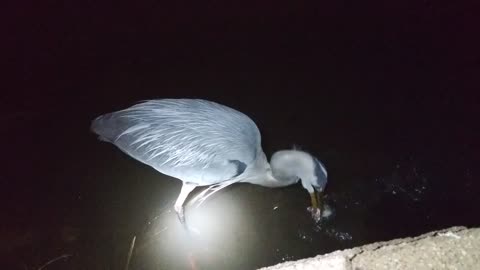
[91,98,328,223]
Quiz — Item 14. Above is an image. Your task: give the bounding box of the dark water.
[4,1,480,270]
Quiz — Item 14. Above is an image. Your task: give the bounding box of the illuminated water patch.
[137,188,258,269]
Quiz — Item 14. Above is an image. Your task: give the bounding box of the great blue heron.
[91,99,328,223]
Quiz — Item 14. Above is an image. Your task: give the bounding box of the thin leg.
[174,182,197,224]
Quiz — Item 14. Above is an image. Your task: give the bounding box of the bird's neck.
[241,170,298,188]
[239,149,301,188]
[245,149,319,188]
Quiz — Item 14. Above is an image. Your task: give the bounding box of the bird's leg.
[174,182,197,224]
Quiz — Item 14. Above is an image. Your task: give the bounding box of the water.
[4,2,479,269]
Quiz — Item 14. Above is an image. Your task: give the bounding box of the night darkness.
[3,1,480,270]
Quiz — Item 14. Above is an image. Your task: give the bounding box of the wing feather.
[91,99,261,184]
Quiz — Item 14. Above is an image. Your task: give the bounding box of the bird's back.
[91,99,262,185]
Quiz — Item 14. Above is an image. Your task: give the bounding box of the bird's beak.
[308,189,324,222]
[309,192,319,209]
[310,188,324,212]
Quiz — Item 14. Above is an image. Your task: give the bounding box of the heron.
[91,98,328,223]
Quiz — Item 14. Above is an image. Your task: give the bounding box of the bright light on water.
[139,188,257,269]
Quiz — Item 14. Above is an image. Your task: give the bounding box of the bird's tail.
[90,114,110,142]
[90,113,126,142]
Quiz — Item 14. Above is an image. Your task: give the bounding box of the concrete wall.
[259,226,480,270]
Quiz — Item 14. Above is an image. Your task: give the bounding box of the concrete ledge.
[259,226,480,270]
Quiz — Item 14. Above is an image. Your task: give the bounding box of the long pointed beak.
[310,190,323,218]
[309,189,324,222]
[310,192,318,209]
[316,190,323,210]
[310,190,324,209]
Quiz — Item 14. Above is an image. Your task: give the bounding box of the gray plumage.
[91,98,328,222]
[92,99,261,185]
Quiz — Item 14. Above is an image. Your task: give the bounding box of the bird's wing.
[91,99,261,183]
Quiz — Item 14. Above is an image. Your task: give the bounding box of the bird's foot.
[307,207,322,223]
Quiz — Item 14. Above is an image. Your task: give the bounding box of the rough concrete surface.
[259,226,480,270]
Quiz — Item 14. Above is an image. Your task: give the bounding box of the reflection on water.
[134,190,260,270]
[132,191,350,270]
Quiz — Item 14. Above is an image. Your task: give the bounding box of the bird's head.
[310,157,328,193]
[271,150,327,190]
[270,149,328,220]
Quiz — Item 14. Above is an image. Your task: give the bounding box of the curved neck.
[240,149,315,188]
[241,170,298,188]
